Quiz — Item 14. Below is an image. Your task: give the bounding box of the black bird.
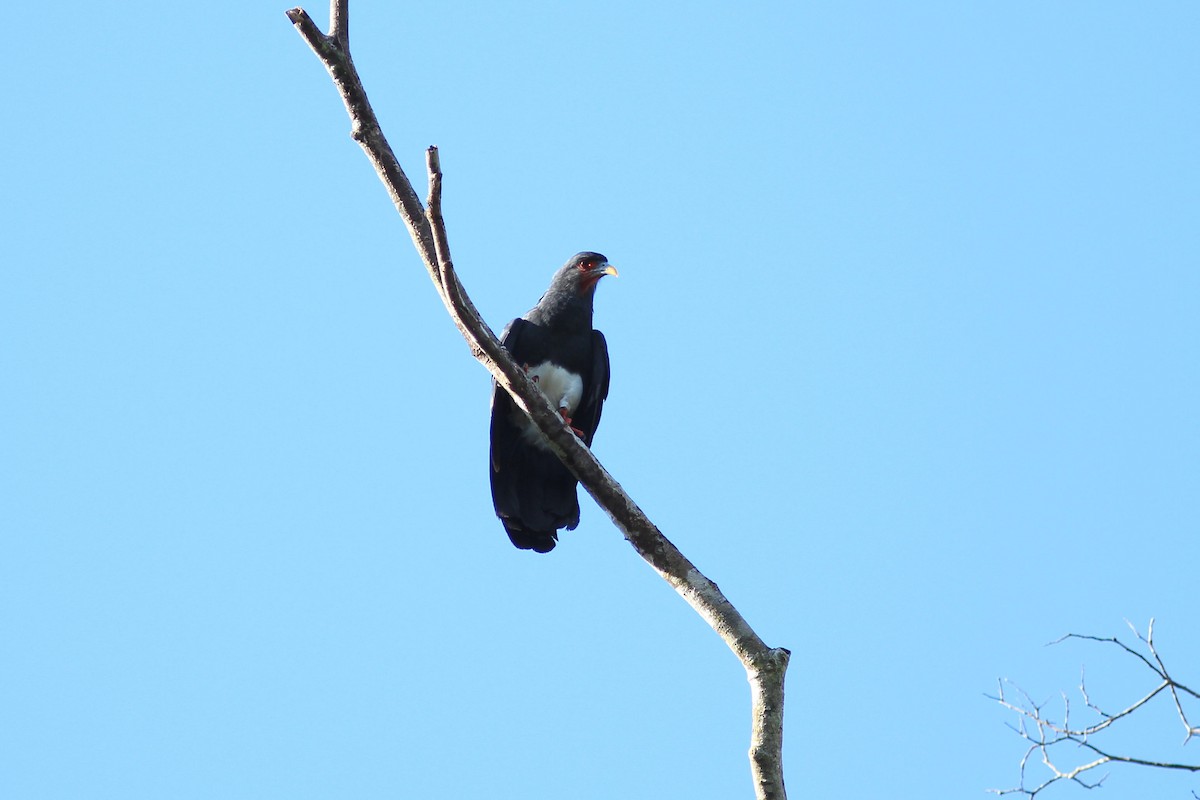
[489,252,618,552]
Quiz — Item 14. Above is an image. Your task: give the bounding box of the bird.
[489,252,618,552]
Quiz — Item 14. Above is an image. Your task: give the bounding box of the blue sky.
[3,2,1198,798]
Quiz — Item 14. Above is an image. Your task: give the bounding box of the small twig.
[990,620,1200,797]
[329,0,347,48]
[422,148,492,360]
[1054,632,1163,679]
[423,147,450,295]
[1143,620,1200,743]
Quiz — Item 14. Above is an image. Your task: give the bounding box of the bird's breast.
[527,361,584,414]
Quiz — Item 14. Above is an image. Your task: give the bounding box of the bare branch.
[1141,620,1200,744]
[990,620,1200,797]
[285,6,436,273]
[329,0,347,49]
[286,5,790,798]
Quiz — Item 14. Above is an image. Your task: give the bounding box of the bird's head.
[563,251,618,295]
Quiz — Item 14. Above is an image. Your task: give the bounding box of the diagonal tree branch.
[286,3,791,798]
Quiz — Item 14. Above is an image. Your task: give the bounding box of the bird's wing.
[498,317,528,358]
[572,330,610,447]
[489,317,578,550]
[489,318,528,473]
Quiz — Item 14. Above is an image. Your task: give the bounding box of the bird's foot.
[559,407,585,438]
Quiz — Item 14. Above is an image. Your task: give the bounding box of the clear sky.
[3,2,1198,798]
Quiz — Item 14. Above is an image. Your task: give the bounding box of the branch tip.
[286,7,319,35]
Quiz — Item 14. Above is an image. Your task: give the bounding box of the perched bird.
[489,252,618,552]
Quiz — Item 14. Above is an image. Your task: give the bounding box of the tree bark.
[286,4,790,797]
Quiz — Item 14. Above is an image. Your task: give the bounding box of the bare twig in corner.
[989,619,1200,797]
[285,3,791,798]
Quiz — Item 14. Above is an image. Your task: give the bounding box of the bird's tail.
[501,521,558,553]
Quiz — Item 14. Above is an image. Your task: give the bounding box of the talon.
[558,407,585,438]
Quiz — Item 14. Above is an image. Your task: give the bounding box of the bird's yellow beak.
[601,264,619,278]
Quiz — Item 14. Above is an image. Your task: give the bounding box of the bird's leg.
[558,407,585,438]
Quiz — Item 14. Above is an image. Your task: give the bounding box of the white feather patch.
[511,361,583,448]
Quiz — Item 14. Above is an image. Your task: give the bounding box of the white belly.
[511,361,583,448]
